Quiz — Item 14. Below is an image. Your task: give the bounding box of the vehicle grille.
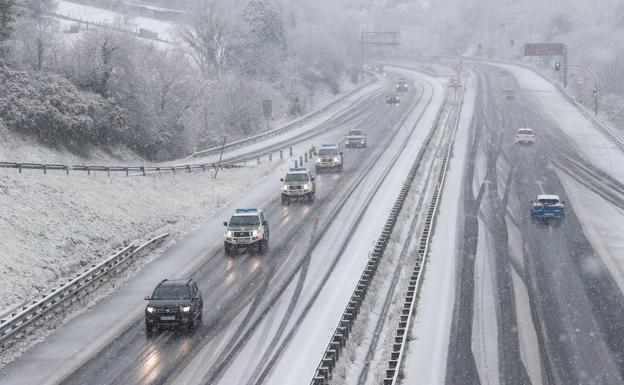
[155,308,180,314]
[234,231,251,237]
[289,185,302,191]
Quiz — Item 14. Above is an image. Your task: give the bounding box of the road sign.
[262,99,272,118]
[524,43,565,56]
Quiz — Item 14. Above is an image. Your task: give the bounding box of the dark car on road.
[145,279,203,334]
[386,95,400,105]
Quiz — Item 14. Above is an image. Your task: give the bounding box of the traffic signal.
[554,62,561,71]
[592,89,598,97]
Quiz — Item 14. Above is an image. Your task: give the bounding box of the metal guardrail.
[186,75,377,160]
[0,233,169,347]
[0,161,242,176]
[309,83,450,385]
[381,79,466,385]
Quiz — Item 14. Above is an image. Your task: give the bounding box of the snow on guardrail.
[309,77,451,385]
[0,233,169,348]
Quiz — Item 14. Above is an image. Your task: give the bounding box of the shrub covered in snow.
[0,61,127,152]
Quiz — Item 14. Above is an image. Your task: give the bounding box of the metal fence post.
[299,156,303,165]
[141,166,145,176]
[187,165,191,173]
[18,164,21,173]
[304,153,308,163]
[289,147,293,156]
[257,156,260,164]
[280,150,283,160]
[43,165,47,175]
[269,153,272,162]
[107,167,110,177]
[295,160,299,168]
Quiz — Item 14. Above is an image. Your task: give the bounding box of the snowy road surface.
[441,63,624,385]
[0,68,445,385]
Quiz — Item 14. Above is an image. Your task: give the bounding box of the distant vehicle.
[395,78,408,92]
[504,89,516,100]
[223,208,269,254]
[144,279,203,335]
[530,195,565,221]
[315,144,343,173]
[345,128,367,148]
[386,95,400,105]
[513,128,536,144]
[281,168,315,204]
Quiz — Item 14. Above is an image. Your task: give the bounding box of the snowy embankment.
[0,127,281,313]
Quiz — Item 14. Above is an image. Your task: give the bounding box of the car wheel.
[225,244,234,256]
[282,197,289,205]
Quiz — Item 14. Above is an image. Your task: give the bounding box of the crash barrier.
[0,233,169,347]
[310,79,454,385]
[0,161,242,176]
[186,76,377,160]
[381,78,465,385]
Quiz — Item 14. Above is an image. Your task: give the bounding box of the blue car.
[530,194,565,221]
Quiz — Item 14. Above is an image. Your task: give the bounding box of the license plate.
[160,316,175,321]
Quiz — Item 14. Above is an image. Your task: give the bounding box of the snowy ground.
[0,161,282,312]
[401,71,475,384]
[53,0,176,41]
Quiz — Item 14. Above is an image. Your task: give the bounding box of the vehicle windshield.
[318,148,338,157]
[285,173,309,182]
[518,129,533,134]
[347,130,364,136]
[151,285,190,300]
[538,199,560,205]
[229,215,260,227]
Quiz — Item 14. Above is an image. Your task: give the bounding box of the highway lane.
[447,64,624,385]
[51,72,432,385]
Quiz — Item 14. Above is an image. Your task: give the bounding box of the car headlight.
[333,157,339,162]
[181,306,191,313]
[282,185,288,192]
[225,230,232,238]
[146,306,155,314]
[303,183,309,190]
[316,158,321,163]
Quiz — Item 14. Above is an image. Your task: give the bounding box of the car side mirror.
[144,296,151,301]
[262,221,268,226]
[561,200,566,204]
[223,221,228,226]
[280,178,284,182]
[340,152,343,156]
[311,177,315,181]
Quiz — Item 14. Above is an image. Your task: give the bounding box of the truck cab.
[281,168,315,204]
[315,144,343,173]
[223,208,269,254]
[345,129,367,148]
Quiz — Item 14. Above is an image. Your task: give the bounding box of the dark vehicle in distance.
[396,78,408,92]
[345,128,367,148]
[144,279,203,335]
[386,95,400,105]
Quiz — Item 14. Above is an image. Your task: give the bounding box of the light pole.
[556,62,599,115]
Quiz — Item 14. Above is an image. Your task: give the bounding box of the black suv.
[144,279,203,334]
